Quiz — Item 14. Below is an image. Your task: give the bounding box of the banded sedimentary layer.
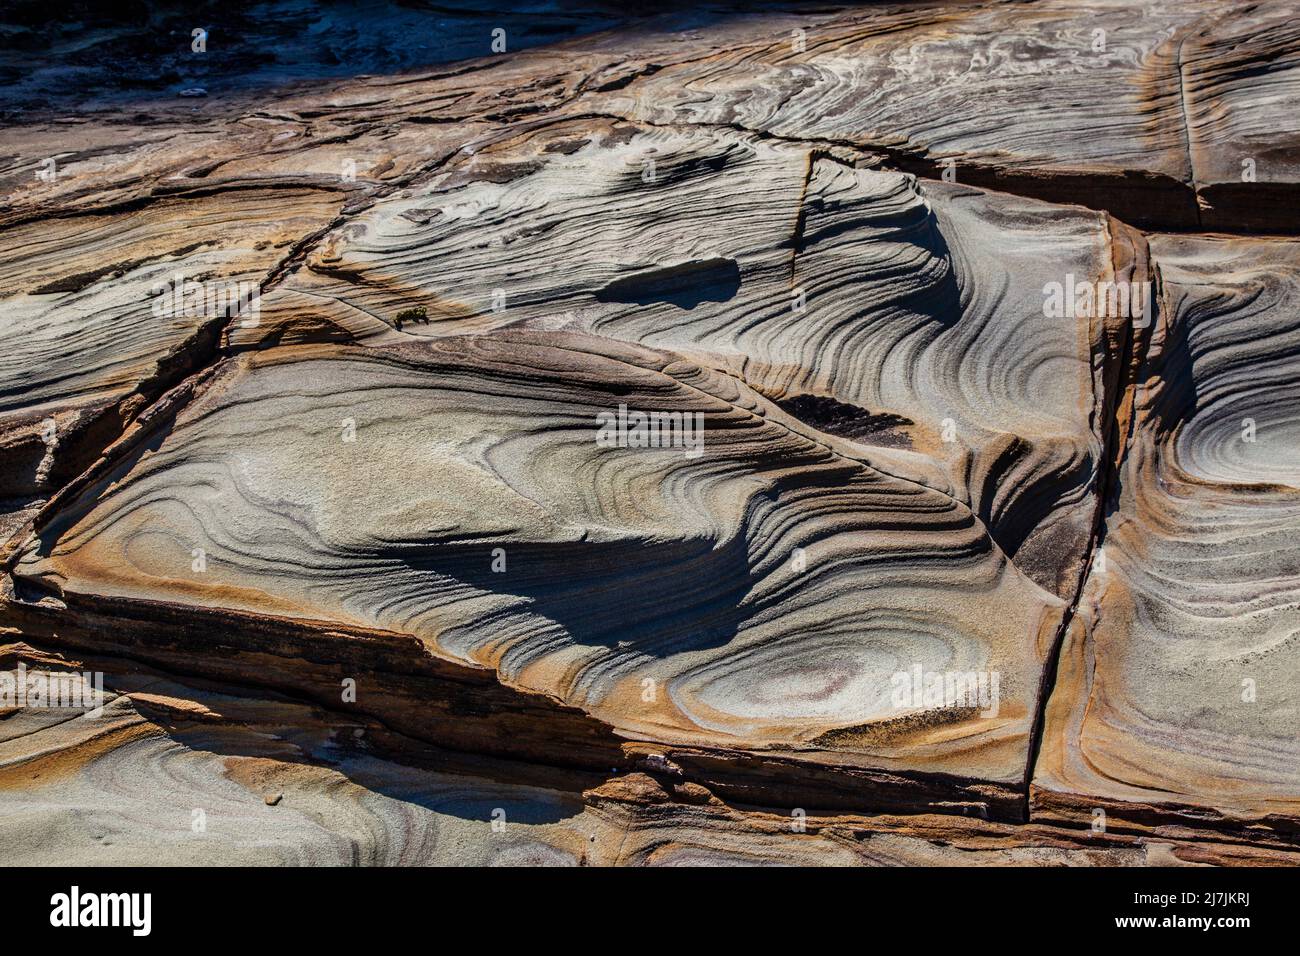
[1033,235,1300,836]
[1,0,1297,864]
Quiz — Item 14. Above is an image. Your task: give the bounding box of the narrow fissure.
[1020,220,1158,818]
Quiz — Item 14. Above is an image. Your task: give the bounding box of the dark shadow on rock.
[595,257,741,310]
[397,529,757,657]
[134,701,593,827]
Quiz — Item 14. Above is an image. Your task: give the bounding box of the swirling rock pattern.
[1,0,1298,864]
[0,186,344,551]
[5,643,1296,865]
[1033,235,1300,835]
[591,0,1300,230]
[15,332,1064,811]
[280,124,1112,597]
[0,643,614,865]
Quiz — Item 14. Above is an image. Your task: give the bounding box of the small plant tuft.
[394,306,429,329]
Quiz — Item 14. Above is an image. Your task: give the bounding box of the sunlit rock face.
[1,0,1298,865]
[1033,235,1300,830]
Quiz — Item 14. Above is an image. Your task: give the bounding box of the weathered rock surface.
[591,0,1300,231]
[1033,235,1300,837]
[1,0,1298,864]
[4,642,1296,865]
